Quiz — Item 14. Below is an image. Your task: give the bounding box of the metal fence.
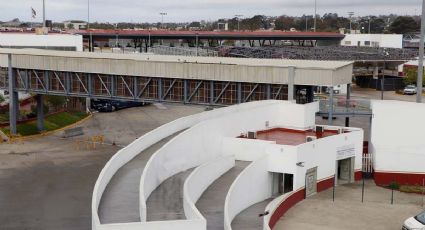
[318,98,372,115]
[362,153,373,175]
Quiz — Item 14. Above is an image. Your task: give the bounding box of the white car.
[403,85,417,95]
[403,210,425,230]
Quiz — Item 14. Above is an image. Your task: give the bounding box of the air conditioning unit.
[337,128,344,134]
[306,136,317,142]
[315,126,324,133]
[247,131,257,139]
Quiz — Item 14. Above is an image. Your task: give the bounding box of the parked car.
[403,85,417,95]
[91,99,148,112]
[403,210,425,230]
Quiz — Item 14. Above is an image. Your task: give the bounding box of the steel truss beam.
[0,68,292,106]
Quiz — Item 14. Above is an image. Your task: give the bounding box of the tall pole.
[88,0,93,52]
[43,0,46,27]
[368,17,371,34]
[381,61,385,100]
[235,15,243,31]
[417,0,425,103]
[314,0,317,32]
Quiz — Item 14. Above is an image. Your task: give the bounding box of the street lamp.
[42,0,46,27]
[160,12,167,29]
[348,12,354,33]
[312,0,318,45]
[235,14,243,31]
[87,0,93,52]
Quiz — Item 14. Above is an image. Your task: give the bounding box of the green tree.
[404,67,425,87]
[274,16,296,31]
[389,16,419,34]
[0,94,4,103]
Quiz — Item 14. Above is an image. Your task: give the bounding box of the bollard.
[362,176,365,203]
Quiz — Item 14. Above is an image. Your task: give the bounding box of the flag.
[31,7,36,19]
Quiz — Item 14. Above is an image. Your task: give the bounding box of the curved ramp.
[231,199,272,230]
[146,168,194,221]
[196,161,250,230]
[98,134,179,224]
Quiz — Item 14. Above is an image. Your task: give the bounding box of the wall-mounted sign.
[336,144,355,160]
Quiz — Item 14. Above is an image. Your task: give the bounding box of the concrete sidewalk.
[274,180,424,230]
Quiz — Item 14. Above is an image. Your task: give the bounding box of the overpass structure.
[0,48,353,135]
[72,30,345,51]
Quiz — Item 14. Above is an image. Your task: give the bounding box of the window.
[344,41,351,45]
[364,41,371,46]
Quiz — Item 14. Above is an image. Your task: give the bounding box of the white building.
[341,34,403,49]
[92,100,364,230]
[371,100,425,186]
[0,33,83,51]
[63,20,88,30]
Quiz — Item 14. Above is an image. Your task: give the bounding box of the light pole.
[87,0,93,52]
[368,17,371,34]
[160,12,167,29]
[417,0,425,103]
[43,0,46,27]
[312,5,318,46]
[235,14,243,31]
[348,12,354,33]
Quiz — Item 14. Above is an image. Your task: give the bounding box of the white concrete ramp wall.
[184,156,236,223]
[92,114,202,229]
[224,157,272,230]
[140,100,284,221]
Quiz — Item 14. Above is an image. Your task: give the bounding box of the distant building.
[341,34,403,49]
[63,20,87,30]
[0,33,83,51]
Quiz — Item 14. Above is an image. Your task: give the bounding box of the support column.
[328,86,334,126]
[158,78,163,102]
[345,84,351,127]
[266,84,271,100]
[183,80,188,104]
[36,94,44,132]
[8,54,18,135]
[237,83,242,104]
[209,81,214,105]
[288,66,295,101]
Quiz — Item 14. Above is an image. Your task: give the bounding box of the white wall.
[0,33,83,51]
[224,157,272,230]
[140,100,283,221]
[295,128,363,189]
[184,156,235,222]
[371,100,425,173]
[341,34,403,49]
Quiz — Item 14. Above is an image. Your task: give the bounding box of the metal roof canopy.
[0,48,353,86]
[72,30,345,41]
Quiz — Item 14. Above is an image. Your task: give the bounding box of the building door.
[337,157,354,185]
[305,167,317,198]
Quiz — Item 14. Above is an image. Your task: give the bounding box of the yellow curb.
[8,113,93,142]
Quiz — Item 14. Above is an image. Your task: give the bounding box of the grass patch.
[0,112,88,136]
[400,185,425,194]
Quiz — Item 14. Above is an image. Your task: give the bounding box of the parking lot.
[0,103,204,230]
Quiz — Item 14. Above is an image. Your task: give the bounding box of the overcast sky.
[1,0,422,23]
